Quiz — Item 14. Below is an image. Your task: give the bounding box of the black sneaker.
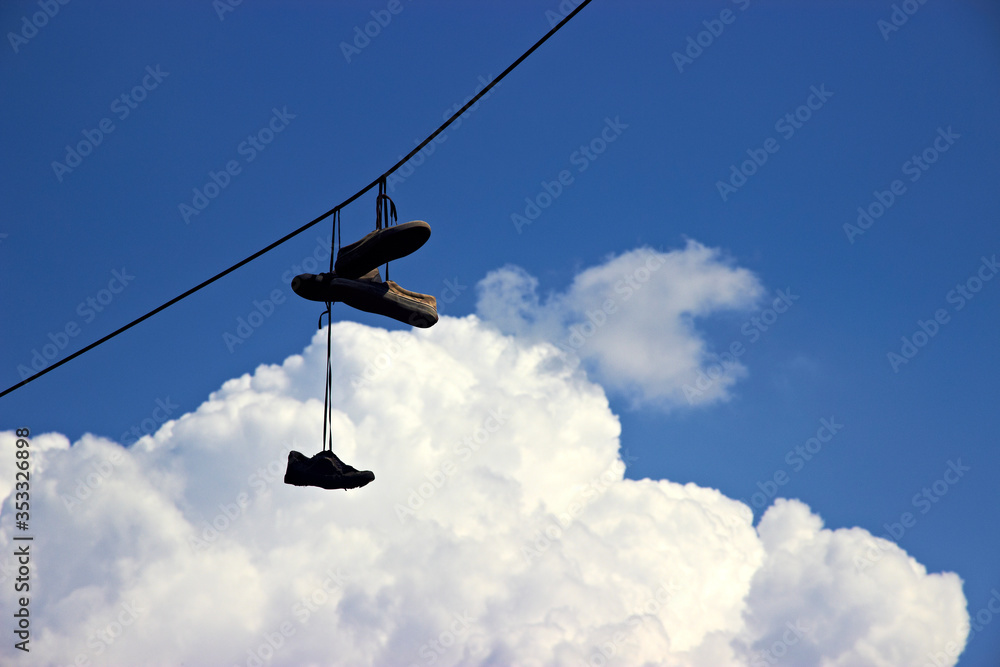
[283,450,375,490]
[334,220,431,279]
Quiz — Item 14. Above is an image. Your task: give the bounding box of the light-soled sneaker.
[334,220,431,279]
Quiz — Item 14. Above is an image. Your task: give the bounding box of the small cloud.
[476,240,764,409]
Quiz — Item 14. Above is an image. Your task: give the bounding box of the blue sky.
[2,1,999,665]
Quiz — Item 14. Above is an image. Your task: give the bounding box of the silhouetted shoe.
[283,450,375,490]
[291,269,438,328]
[292,268,383,301]
[334,220,431,279]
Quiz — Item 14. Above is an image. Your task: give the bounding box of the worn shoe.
[334,220,431,279]
[283,450,375,490]
[291,269,438,329]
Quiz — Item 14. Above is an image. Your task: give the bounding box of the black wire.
[0,0,594,401]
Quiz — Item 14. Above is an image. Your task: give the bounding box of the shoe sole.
[292,275,438,328]
[335,221,431,279]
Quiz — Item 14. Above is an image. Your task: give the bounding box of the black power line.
[0,0,594,401]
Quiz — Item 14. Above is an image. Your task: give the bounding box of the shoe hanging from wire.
[291,182,439,328]
[284,209,375,491]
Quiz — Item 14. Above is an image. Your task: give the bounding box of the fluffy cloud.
[475,241,764,409]
[0,311,967,666]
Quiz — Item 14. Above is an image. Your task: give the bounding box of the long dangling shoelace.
[320,209,340,453]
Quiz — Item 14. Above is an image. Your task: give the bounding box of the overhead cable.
[0,0,594,400]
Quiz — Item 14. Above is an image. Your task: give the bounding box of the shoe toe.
[291,273,322,300]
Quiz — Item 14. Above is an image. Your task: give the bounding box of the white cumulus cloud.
[475,240,764,409]
[0,308,967,666]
